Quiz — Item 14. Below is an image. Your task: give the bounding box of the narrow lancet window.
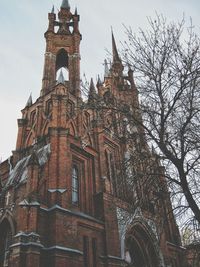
[72,165,79,204]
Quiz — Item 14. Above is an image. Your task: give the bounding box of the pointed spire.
[96,75,102,87]
[61,0,70,9]
[111,29,121,63]
[104,59,110,77]
[89,78,96,95]
[88,78,97,103]
[75,7,78,15]
[25,93,32,108]
[57,69,65,84]
[51,5,55,13]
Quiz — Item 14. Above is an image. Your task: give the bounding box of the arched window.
[56,49,68,71]
[110,153,117,194]
[105,150,111,180]
[72,165,79,205]
[105,150,117,194]
[0,220,12,266]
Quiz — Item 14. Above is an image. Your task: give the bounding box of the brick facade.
[0,1,186,266]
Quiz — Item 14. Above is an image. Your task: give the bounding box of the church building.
[0,1,186,266]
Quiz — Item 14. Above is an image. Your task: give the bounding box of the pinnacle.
[104,59,110,77]
[25,93,32,108]
[88,78,97,103]
[61,0,70,9]
[89,78,96,95]
[111,29,121,63]
[96,75,102,87]
[57,69,65,84]
[51,5,55,13]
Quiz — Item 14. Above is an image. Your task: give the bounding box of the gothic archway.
[0,219,13,267]
[125,223,159,267]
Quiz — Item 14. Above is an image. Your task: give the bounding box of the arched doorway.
[0,219,13,267]
[125,223,159,267]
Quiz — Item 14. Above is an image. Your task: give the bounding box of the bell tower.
[41,0,81,97]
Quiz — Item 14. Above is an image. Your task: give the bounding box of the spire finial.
[88,78,97,103]
[51,5,55,13]
[75,7,78,15]
[57,69,65,84]
[89,78,96,94]
[104,59,110,77]
[111,29,121,63]
[25,93,32,108]
[61,0,70,9]
[96,75,102,87]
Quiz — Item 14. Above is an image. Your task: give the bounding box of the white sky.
[0,0,200,161]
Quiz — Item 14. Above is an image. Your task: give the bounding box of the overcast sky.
[0,0,200,161]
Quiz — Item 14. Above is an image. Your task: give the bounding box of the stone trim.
[108,255,124,261]
[14,232,40,238]
[48,189,67,193]
[10,242,44,249]
[100,255,125,262]
[43,246,83,255]
[10,243,83,256]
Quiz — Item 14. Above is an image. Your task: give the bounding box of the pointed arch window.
[105,150,111,180]
[56,49,68,71]
[72,165,79,205]
[105,150,117,194]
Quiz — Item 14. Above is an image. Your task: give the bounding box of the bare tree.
[121,15,200,229]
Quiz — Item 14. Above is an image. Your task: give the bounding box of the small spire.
[111,29,121,63]
[57,69,65,84]
[96,75,102,87]
[89,78,96,95]
[61,0,70,9]
[75,7,78,15]
[25,93,32,108]
[104,59,110,77]
[88,78,97,103]
[51,5,55,13]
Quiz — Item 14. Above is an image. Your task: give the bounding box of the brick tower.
[0,1,186,266]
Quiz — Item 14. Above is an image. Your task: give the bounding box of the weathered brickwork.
[0,1,187,266]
